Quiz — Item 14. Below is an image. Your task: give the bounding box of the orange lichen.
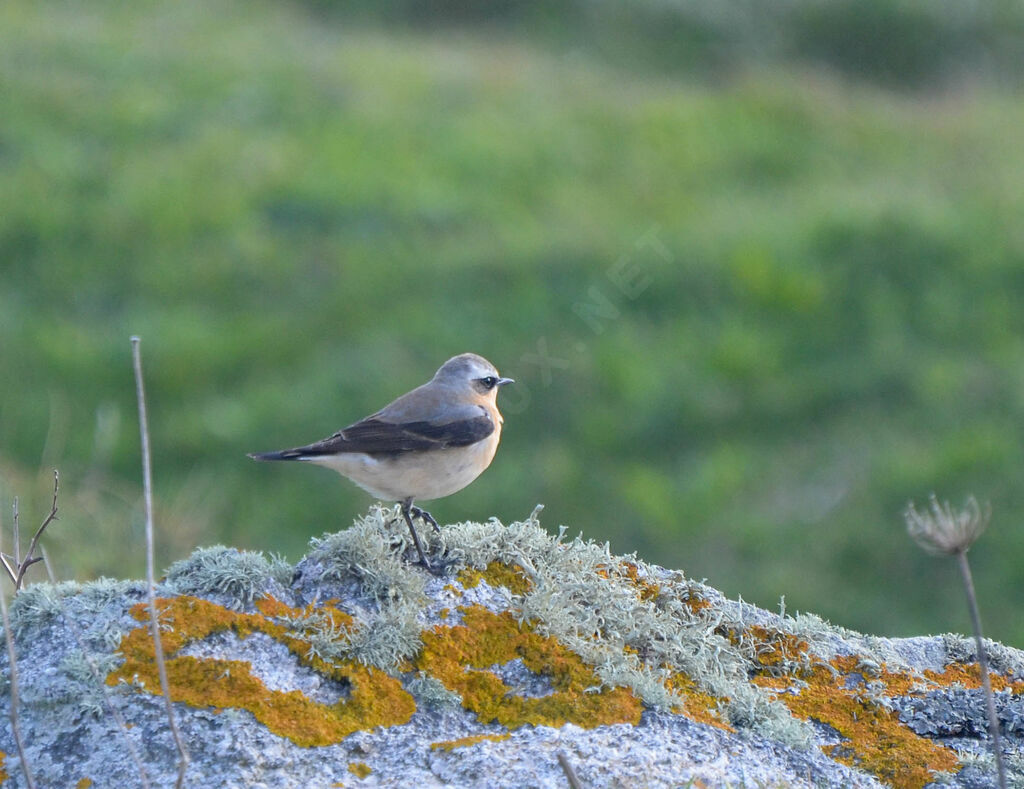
[430,732,512,751]
[718,623,812,676]
[745,626,811,672]
[456,567,484,589]
[596,562,661,602]
[682,592,712,614]
[746,642,1024,784]
[416,604,642,729]
[107,595,415,747]
[618,562,661,602]
[757,657,959,788]
[347,762,372,778]
[0,751,7,783]
[76,780,93,789]
[457,562,532,595]
[829,655,1024,699]
[826,654,924,697]
[664,671,733,731]
[924,662,1024,694]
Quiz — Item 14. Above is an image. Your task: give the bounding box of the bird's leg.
[409,505,441,534]
[401,497,435,573]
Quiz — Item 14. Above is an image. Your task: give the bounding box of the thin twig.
[39,546,152,787]
[956,549,1007,789]
[0,550,16,583]
[557,751,583,789]
[132,336,189,788]
[13,497,20,566]
[0,531,37,789]
[12,471,59,589]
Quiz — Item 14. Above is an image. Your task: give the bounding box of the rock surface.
[1,506,1022,788]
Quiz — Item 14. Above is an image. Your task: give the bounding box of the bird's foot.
[410,506,441,534]
[400,500,443,575]
[422,556,445,576]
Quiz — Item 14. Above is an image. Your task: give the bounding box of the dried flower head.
[904,495,990,556]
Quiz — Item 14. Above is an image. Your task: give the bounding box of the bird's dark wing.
[318,412,495,454]
[251,408,494,460]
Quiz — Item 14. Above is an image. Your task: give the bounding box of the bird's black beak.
[496,377,515,386]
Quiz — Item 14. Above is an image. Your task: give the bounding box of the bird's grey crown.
[433,353,499,383]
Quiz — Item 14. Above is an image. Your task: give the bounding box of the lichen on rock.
[0,505,1020,787]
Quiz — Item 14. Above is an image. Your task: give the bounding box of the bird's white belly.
[308,430,500,502]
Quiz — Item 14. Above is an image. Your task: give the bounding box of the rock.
[1,505,1021,788]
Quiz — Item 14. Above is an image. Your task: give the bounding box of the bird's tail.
[247,449,308,462]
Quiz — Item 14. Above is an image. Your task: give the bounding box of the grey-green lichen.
[405,670,463,708]
[164,545,291,607]
[305,505,427,602]
[7,578,142,640]
[8,580,82,635]
[57,648,123,718]
[299,505,429,669]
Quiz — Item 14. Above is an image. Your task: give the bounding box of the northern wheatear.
[249,353,513,571]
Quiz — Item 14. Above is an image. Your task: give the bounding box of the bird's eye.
[480,376,497,389]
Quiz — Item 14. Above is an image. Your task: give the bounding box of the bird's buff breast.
[308,428,501,502]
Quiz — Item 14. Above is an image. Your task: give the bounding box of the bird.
[249,353,514,571]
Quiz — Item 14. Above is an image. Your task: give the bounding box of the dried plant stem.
[0,549,36,788]
[557,751,583,789]
[132,336,189,788]
[955,549,1006,789]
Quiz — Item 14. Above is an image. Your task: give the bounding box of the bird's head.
[434,353,514,401]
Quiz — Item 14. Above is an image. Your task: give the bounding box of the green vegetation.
[2,0,1023,644]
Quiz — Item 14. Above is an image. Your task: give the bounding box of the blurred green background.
[2,0,1023,644]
